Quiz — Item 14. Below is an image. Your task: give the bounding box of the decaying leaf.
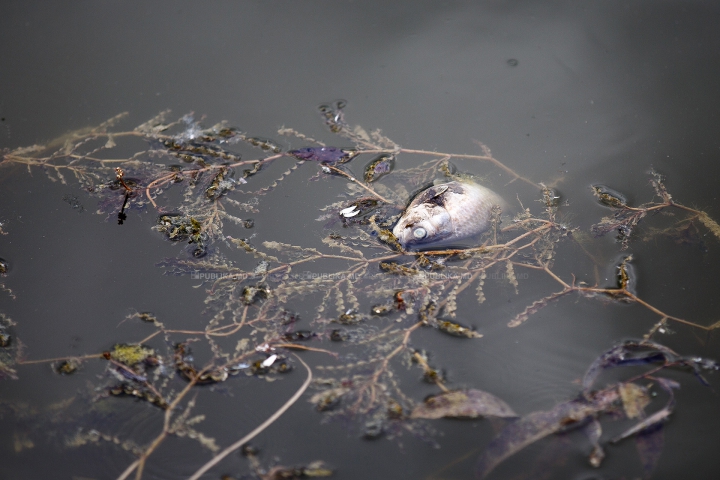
[591,184,628,208]
[475,341,708,479]
[410,389,517,420]
[109,344,155,366]
[634,423,665,479]
[474,390,619,479]
[619,382,650,419]
[436,320,482,338]
[582,341,676,391]
[310,387,350,411]
[612,403,673,444]
[612,377,679,444]
[583,418,604,468]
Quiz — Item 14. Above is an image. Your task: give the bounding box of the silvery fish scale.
[392,181,505,248]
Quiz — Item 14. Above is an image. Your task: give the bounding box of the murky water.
[1,2,719,479]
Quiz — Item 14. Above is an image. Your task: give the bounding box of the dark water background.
[1,1,719,479]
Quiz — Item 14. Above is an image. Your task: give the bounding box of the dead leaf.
[619,382,650,419]
[475,389,619,479]
[410,389,516,420]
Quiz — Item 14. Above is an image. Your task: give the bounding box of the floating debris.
[386,398,404,419]
[109,344,156,367]
[616,255,634,291]
[278,310,300,325]
[329,329,348,342]
[340,205,360,218]
[411,389,517,419]
[592,184,627,208]
[310,387,349,411]
[288,146,357,164]
[318,100,348,132]
[4,109,720,480]
[261,354,278,368]
[370,304,393,316]
[265,461,333,479]
[137,312,157,323]
[363,416,385,439]
[242,283,270,305]
[339,199,380,222]
[436,320,482,338]
[364,154,395,183]
[62,194,85,213]
[174,343,228,384]
[107,383,169,409]
[394,290,407,310]
[206,167,243,200]
[226,362,250,375]
[380,262,418,276]
[250,354,291,375]
[156,214,203,243]
[540,184,561,208]
[282,330,314,342]
[336,309,361,324]
[54,359,81,375]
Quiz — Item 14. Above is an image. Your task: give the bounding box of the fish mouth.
[393,226,452,250]
[393,224,425,249]
[394,229,414,248]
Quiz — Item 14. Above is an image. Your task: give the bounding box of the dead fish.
[392,181,505,248]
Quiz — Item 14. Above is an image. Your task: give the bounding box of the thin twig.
[187,353,313,480]
[323,164,395,204]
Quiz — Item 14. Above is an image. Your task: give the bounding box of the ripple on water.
[459,330,596,414]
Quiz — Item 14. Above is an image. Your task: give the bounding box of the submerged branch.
[187,354,313,480]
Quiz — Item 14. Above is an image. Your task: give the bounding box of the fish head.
[392,204,452,248]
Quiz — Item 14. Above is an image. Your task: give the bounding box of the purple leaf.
[582,341,677,391]
[635,423,665,479]
[611,405,673,444]
[475,390,619,479]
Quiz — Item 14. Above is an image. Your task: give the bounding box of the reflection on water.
[1,2,720,479]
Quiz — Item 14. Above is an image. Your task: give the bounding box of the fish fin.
[415,184,450,206]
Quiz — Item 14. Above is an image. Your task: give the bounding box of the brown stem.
[187,354,313,480]
[323,164,395,204]
[398,148,539,188]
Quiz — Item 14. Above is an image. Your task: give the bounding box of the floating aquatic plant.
[1,103,719,479]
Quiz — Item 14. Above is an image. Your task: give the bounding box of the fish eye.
[413,227,427,239]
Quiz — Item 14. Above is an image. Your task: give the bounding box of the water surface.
[1,2,719,479]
